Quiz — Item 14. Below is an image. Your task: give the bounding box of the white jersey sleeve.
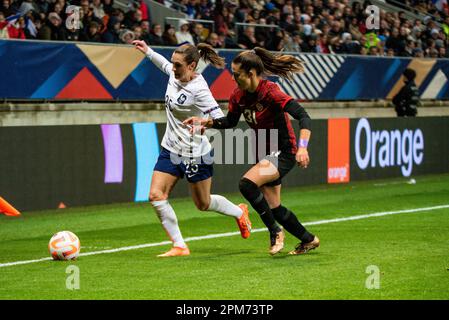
[145,47,172,75]
[194,86,225,119]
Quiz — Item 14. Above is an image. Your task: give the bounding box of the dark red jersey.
[228,79,298,156]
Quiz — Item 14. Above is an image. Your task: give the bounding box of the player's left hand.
[296,148,310,168]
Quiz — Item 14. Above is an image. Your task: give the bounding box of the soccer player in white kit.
[133,40,251,257]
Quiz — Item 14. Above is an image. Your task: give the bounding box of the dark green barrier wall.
[1,117,447,212]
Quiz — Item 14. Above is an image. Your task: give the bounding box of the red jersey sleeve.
[267,82,294,110]
[227,89,242,115]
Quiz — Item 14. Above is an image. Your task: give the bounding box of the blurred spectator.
[220,29,239,48]
[318,33,330,53]
[266,7,280,25]
[163,23,178,46]
[386,48,395,56]
[123,8,143,29]
[369,46,381,56]
[192,22,205,45]
[342,32,362,54]
[198,0,213,20]
[18,0,38,16]
[103,0,114,16]
[51,1,64,21]
[132,25,142,40]
[284,30,301,52]
[0,11,9,38]
[119,28,134,44]
[148,23,164,45]
[11,16,26,39]
[268,28,287,51]
[175,19,194,45]
[185,0,197,19]
[137,0,149,22]
[140,19,150,42]
[301,32,319,53]
[253,17,270,46]
[439,46,449,58]
[92,0,106,20]
[206,31,222,48]
[61,24,81,41]
[386,28,406,56]
[80,20,102,42]
[225,0,245,22]
[365,32,380,50]
[1,0,15,17]
[328,21,343,39]
[214,4,234,36]
[280,13,296,33]
[101,15,120,43]
[80,0,103,31]
[238,25,258,49]
[38,12,64,40]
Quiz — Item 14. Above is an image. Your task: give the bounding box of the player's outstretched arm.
[132,40,172,75]
[184,111,240,134]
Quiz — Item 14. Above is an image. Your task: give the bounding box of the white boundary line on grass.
[1,204,448,268]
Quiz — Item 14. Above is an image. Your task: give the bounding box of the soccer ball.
[48,231,80,260]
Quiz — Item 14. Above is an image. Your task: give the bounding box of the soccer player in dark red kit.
[184,47,320,255]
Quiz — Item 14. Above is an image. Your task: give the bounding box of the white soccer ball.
[48,231,81,261]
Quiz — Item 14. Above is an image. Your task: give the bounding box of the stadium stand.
[1,0,449,58]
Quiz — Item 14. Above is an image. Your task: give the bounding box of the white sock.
[151,200,187,248]
[207,194,243,218]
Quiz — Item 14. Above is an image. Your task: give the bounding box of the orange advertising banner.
[328,118,350,184]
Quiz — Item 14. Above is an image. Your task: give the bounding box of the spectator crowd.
[1,0,449,58]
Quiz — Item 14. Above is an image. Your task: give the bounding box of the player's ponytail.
[233,47,305,80]
[197,43,226,69]
[175,43,225,70]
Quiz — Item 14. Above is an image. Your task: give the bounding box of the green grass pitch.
[0,174,448,300]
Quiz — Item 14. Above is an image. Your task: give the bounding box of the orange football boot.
[157,246,190,258]
[236,203,251,239]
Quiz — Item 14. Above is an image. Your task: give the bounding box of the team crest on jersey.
[255,103,264,111]
[177,93,187,104]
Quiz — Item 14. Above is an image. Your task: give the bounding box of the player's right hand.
[132,40,149,54]
[183,117,209,135]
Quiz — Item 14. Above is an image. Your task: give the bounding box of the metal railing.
[234,22,281,42]
[386,0,436,17]
[162,0,187,12]
[165,17,215,32]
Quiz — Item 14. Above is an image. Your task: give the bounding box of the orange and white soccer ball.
[48,231,80,260]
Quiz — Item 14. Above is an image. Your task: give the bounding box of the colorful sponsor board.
[2,40,449,101]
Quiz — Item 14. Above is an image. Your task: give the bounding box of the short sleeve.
[268,83,293,110]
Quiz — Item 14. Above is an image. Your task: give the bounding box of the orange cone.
[0,197,21,216]
[58,202,66,209]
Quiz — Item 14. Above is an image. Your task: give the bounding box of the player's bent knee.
[149,190,168,202]
[239,177,258,196]
[195,200,210,211]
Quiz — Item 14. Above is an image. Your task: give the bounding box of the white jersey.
[145,47,224,158]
